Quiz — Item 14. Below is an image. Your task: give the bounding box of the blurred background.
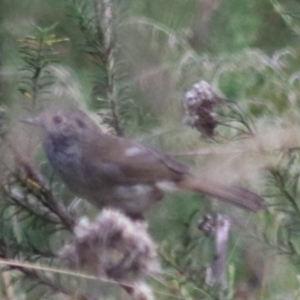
[1,0,300,299]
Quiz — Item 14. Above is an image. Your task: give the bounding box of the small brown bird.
[22,107,263,218]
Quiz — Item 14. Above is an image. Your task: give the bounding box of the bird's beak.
[20,115,40,126]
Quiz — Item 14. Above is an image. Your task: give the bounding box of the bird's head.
[21,108,100,145]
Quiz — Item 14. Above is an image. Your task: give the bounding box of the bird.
[21,107,263,219]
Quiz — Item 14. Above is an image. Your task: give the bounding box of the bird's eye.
[76,119,85,128]
[53,115,63,124]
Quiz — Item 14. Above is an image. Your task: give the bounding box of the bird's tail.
[177,177,263,212]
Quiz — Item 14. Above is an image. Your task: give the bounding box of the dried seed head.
[60,209,159,281]
[184,80,224,138]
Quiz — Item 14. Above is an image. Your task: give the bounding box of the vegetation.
[1,0,300,299]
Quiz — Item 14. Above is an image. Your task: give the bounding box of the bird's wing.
[82,133,264,212]
[85,134,189,184]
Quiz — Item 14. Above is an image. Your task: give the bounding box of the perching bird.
[22,107,263,219]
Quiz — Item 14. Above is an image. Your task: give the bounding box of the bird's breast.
[43,136,87,188]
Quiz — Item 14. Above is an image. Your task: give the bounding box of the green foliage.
[18,24,69,109]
